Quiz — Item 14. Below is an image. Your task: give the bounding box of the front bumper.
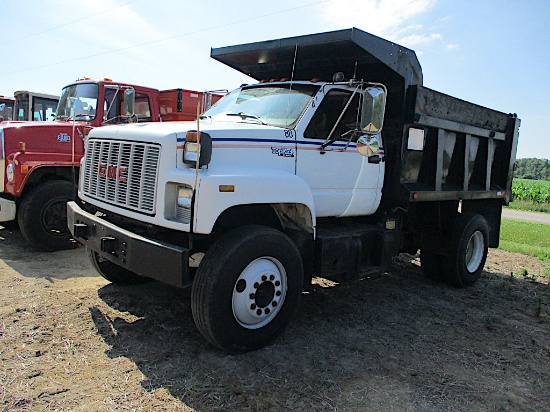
[0,197,16,222]
[67,201,191,288]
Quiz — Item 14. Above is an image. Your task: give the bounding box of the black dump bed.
[211,28,519,207]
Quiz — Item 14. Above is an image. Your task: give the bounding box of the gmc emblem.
[98,163,128,182]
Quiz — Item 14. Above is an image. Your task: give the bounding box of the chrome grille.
[82,138,161,214]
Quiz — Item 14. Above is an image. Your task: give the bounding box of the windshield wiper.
[64,112,93,122]
[226,112,266,125]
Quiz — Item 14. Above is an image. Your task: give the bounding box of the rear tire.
[88,249,150,285]
[191,225,303,354]
[18,180,77,251]
[445,214,489,287]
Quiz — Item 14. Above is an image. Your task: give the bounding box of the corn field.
[512,178,550,204]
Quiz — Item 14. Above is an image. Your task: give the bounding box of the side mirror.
[123,88,135,118]
[357,135,380,157]
[361,86,387,135]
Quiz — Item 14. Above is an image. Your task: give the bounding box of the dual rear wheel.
[421,214,489,287]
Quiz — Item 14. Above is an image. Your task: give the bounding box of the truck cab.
[13,91,59,121]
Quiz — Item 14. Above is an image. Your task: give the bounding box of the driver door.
[295,86,384,217]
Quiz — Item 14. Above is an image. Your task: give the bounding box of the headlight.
[6,163,14,182]
[177,185,193,209]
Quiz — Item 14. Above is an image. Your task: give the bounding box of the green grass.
[499,219,550,261]
[506,201,550,213]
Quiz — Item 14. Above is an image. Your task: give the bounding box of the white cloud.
[321,0,438,35]
[394,33,442,46]
[320,0,458,50]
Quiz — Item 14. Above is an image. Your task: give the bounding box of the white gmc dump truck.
[68,28,520,353]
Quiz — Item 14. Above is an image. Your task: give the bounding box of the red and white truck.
[68,29,520,353]
[0,78,222,250]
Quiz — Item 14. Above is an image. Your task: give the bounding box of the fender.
[193,171,316,235]
[5,151,80,196]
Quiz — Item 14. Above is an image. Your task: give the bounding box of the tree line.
[514,158,550,181]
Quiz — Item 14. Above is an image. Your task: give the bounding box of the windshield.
[56,83,98,121]
[202,83,319,128]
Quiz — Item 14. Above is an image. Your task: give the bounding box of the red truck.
[0,78,222,251]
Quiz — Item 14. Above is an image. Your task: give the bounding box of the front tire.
[445,214,489,287]
[18,180,77,251]
[88,249,150,285]
[191,225,303,354]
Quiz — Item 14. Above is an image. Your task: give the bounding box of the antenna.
[285,44,298,129]
[352,61,358,80]
[290,44,298,83]
[70,99,77,199]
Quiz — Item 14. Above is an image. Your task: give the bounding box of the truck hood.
[1,120,88,154]
[88,120,289,143]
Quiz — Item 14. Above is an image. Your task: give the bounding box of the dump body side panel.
[400,86,519,205]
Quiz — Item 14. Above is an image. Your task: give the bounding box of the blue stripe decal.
[214,137,296,145]
[177,136,357,149]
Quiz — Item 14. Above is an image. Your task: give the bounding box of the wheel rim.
[465,230,484,272]
[232,257,287,330]
[42,198,69,236]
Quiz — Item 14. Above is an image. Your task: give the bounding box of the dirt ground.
[1,225,549,412]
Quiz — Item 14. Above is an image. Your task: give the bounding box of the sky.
[1,0,548,159]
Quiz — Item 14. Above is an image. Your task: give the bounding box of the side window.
[304,90,361,141]
[33,98,58,121]
[103,89,119,121]
[104,90,151,123]
[134,93,151,122]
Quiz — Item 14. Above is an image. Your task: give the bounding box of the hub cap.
[232,257,287,329]
[465,230,484,272]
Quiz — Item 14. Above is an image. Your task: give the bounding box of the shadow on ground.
[0,226,97,280]
[90,256,550,411]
